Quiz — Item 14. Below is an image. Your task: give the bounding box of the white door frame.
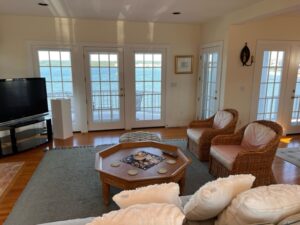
[30,44,81,131]
[250,41,291,130]
[197,41,223,119]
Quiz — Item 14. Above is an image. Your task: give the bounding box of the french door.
[85,48,125,130]
[199,44,222,119]
[130,50,166,128]
[252,41,300,134]
[84,47,166,130]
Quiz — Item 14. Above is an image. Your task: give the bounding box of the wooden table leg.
[102,181,110,206]
[179,176,186,195]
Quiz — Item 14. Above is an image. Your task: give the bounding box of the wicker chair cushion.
[241,123,276,149]
[216,184,300,225]
[86,203,185,225]
[212,111,233,129]
[210,145,247,170]
[187,128,206,144]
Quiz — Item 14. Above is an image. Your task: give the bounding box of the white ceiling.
[0,0,265,23]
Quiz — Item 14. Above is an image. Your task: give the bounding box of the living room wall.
[0,15,201,130]
[199,0,300,127]
[225,14,300,127]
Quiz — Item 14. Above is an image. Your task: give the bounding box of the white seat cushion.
[86,203,185,225]
[183,175,255,221]
[241,123,276,149]
[210,145,246,170]
[212,111,233,129]
[216,184,300,225]
[187,128,206,144]
[112,183,181,209]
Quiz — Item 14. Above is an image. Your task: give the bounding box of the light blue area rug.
[4,139,214,225]
[276,147,300,167]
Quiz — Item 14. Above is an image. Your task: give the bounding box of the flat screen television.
[0,78,48,125]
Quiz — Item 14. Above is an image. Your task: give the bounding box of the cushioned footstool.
[119,131,161,143]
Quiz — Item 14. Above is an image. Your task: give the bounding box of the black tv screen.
[0,78,48,124]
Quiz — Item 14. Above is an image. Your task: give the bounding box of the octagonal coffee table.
[95,141,191,205]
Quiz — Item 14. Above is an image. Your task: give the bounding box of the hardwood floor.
[0,127,299,224]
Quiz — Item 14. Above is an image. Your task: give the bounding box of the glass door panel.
[200,46,222,119]
[37,49,75,125]
[131,50,165,128]
[256,51,284,121]
[85,48,124,130]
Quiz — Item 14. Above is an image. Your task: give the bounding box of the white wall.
[0,15,202,130]
[225,15,300,126]
[199,0,300,127]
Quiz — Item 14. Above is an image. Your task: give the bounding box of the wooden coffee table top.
[95,141,190,182]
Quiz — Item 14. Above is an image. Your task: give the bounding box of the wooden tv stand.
[0,117,52,157]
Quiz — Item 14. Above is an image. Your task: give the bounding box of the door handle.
[214,97,217,100]
[119,94,125,97]
[291,96,296,99]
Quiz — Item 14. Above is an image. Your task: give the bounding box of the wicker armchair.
[209,120,283,187]
[187,109,238,161]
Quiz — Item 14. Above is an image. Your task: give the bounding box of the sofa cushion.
[210,145,246,170]
[277,213,300,225]
[112,182,181,209]
[212,111,233,129]
[241,123,276,149]
[187,128,206,144]
[217,184,300,225]
[86,203,185,225]
[183,174,255,221]
[37,217,95,225]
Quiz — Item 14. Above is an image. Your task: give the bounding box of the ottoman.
[119,131,161,143]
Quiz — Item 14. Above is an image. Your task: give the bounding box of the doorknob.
[214,97,217,100]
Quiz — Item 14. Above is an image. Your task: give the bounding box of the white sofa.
[39,193,300,225]
[38,196,215,225]
[38,176,300,225]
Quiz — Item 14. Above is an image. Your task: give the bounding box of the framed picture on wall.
[175,55,193,74]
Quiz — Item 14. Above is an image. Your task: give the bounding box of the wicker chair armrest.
[211,134,243,145]
[232,148,276,172]
[188,119,213,128]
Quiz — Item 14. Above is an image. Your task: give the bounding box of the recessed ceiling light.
[38,2,48,6]
[172,12,181,15]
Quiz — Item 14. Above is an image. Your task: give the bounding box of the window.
[135,53,162,121]
[37,50,74,120]
[291,64,300,125]
[89,52,120,122]
[257,51,284,121]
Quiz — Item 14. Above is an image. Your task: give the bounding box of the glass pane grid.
[38,50,74,121]
[202,52,218,119]
[135,53,162,121]
[291,66,300,125]
[90,53,120,122]
[256,51,284,121]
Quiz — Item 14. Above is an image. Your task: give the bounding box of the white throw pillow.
[183,174,255,221]
[216,184,300,225]
[112,182,182,208]
[86,203,185,225]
